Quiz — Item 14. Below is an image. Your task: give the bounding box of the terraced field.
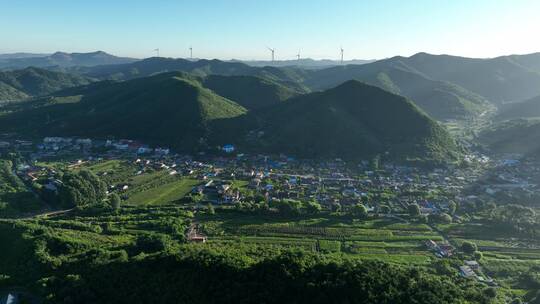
[197,213,438,265]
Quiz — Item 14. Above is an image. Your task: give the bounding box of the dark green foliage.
[483,287,497,299]
[58,170,106,208]
[379,205,391,214]
[351,203,368,219]
[202,75,299,110]
[207,203,215,215]
[135,233,172,253]
[462,241,478,254]
[109,193,121,210]
[0,67,93,101]
[408,203,421,217]
[429,213,453,224]
[498,95,540,120]
[473,251,483,261]
[44,250,478,304]
[0,72,247,151]
[271,199,303,216]
[246,80,461,162]
[377,52,540,104]
[303,63,490,120]
[490,204,537,235]
[448,201,457,215]
[479,119,540,155]
[305,201,322,214]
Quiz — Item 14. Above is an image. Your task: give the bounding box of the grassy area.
[126,178,200,205]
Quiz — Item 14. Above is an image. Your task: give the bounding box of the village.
[1,135,538,213]
[1,135,539,289]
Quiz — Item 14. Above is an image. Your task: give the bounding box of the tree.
[352,203,368,219]
[462,241,477,255]
[207,203,215,215]
[110,193,122,210]
[483,287,497,299]
[448,201,457,215]
[370,154,380,171]
[58,170,107,208]
[272,199,302,216]
[408,203,421,217]
[305,201,322,214]
[379,205,391,214]
[473,251,483,261]
[331,202,342,213]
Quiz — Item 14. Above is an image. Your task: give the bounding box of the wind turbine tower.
[340,47,344,64]
[296,50,301,61]
[267,47,275,63]
[189,46,193,59]
[154,48,160,57]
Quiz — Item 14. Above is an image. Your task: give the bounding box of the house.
[222,144,235,153]
[459,265,476,279]
[189,235,207,243]
[155,147,170,155]
[75,138,92,146]
[465,260,480,270]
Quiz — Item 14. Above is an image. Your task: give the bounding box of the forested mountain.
[302,65,490,120]
[201,75,300,110]
[237,58,375,69]
[373,52,540,103]
[240,80,460,162]
[0,51,137,69]
[72,55,498,120]
[0,72,246,148]
[497,95,540,120]
[0,67,93,102]
[479,119,540,155]
[0,74,459,163]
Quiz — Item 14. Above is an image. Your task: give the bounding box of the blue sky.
[1,0,539,60]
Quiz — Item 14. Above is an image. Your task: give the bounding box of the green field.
[126,178,199,205]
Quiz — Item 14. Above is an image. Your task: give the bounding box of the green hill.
[202,75,299,110]
[302,63,490,120]
[479,119,540,155]
[76,57,491,120]
[0,67,93,102]
[236,80,461,162]
[0,72,246,149]
[0,74,460,163]
[381,52,540,103]
[0,51,137,69]
[497,95,540,120]
[74,57,310,93]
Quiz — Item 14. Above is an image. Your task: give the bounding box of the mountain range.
[0,67,93,102]
[235,58,376,69]
[57,52,540,120]
[497,95,540,121]
[0,51,137,70]
[0,72,459,163]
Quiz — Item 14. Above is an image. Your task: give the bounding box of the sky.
[1,0,540,60]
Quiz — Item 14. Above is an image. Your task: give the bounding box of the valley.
[1,50,540,304]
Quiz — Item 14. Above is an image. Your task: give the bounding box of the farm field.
[196,213,438,265]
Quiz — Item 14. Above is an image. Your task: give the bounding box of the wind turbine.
[296,50,301,61]
[340,47,344,64]
[154,48,160,57]
[189,46,193,59]
[267,47,275,63]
